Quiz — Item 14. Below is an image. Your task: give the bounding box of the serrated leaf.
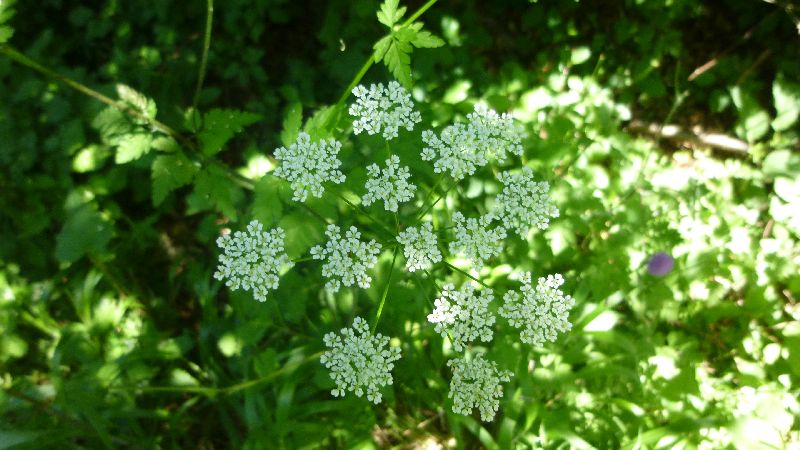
[373,35,394,62]
[55,204,112,263]
[279,211,324,257]
[199,109,262,156]
[377,0,406,28]
[151,136,180,152]
[92,107,133,142]
[116,84,157,119]
[190,166,242,220]
[772,75,800,131]
[410,28,445,48]
[280,102,303,147]
[151,152,198,205]
[384,37,413,88]
[303,105,339,140]
[252,176,284,227]
[115,133,152,164]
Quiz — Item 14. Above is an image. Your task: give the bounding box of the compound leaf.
[199,109,262,156]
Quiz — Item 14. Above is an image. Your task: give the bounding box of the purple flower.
[647,252,674,277]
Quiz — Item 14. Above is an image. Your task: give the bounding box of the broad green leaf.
[0,0,16,44]
[92,107,133,142]
[55,204,112,263]
[198,109,262,156]
[771,75,800,131]
[116,84,157,120]
[151,152,198,205]
[189,166,243,220]
[376,0,406,28]
[731,87,770,143]
[762,149,800,179]
[115,132,152,164]
[279,211,324,257]
[571,46,592,65]
[280,102,303,147]
[252,176,284,227]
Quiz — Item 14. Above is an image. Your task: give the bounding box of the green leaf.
[279,211,324,257]
[190,166,243,220]
[731,86,770,143]
[376,0,406,28]
[151,152,198,205]
[115,132,152,164]
[0,0,16,44]
[198,109,262,156]
[280,102,303,147]
[772,75,800,131]
[762,149,800,179]
[0,430,42,450]
[252,176,285,227]
[116,84,157,120]
[55,204,112,263]
[382,35,413,88]
[373,23,443,89]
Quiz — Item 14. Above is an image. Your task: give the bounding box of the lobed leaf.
[198,108,262,156]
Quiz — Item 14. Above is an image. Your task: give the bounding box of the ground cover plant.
[2,0,800,448]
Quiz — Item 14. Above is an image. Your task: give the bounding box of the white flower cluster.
[447,354,512,421]
[273,132,346,202]
[467,103,525,163]
[499,273,575,346]
[362,155,417,212]
[396,223,441,272]
[449,212,506,271]
[427,283,495,351]
[310,225,382,293]
[421,103,525,180]
[213,220,293,302]
[320,316,402,404]
[349,81,422,140]
[492,166,559,237]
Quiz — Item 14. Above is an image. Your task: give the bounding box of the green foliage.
[0,0,15,44]
[2,0,800,448]
[199,108,262,156]
[373,0,444,87]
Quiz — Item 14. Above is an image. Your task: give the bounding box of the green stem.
[372,246,400,334]
[416,177,452,221]
[333,0,439,109]
[329,188,395,238]
[444,261,490,288]
[192,0,214,110]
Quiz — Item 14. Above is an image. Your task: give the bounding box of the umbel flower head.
[272,132,346,202]
[396,223,442,272]
[310,224,382,293]
[320,316,402,404]
[499,273,575,346]
[362,155,417,212]
[449,212,506,271]
[447,353,512,422]
[349,81,422,140]
[427,283,495,352]
[421,103,525,180]
[213,220,293,302]
[492,166,559,237]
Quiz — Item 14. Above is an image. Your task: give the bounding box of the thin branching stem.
[192,0,214,111]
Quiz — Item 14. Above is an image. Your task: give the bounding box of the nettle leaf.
[116,84,157,120]
[189,166,243,220]
[199,109,262,156]
[373,21,444,88]
[55,203,112,263]
[0,0,16,44]
[377,0,406,28]
[280,102,303,147]
[151,152,199,206]
[772,75,800,132]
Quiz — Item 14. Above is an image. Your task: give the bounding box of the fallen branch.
[627,120,749,154]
